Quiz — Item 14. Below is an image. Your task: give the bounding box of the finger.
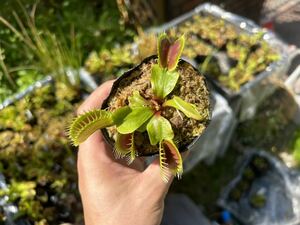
[143,150,188,184]
[77,131,115,180]
[143,158,174,196]
[77,80,116,172]
[77,80,115,115]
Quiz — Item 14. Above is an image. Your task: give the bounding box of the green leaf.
[151,64,179,99]
[159,139,183,182]
[112,106,132,126]
[157,33,185,71]
[128,91,150,108]
[115,132,136,164]
[69,109,114,146]
[136,118,151,132]
[117,107,154,134]
[146,115,174,145]
[163,96,203,120]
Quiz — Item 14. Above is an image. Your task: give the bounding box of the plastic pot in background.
[149,3,290,122]
[218,150,300,225]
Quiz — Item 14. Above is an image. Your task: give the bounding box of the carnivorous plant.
[69,34,206,181]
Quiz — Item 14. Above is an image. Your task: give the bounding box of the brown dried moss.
[105,57,210,155]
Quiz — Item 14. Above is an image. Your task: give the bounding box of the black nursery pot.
[101,55,212,156]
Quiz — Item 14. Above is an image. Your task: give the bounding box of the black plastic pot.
[101,55,212,157]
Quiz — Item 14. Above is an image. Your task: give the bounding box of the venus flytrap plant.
[69,33,206,181]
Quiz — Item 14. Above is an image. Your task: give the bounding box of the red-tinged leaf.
[157,33,185,71]
[159,139,183,182]
[158,33,171,68]
[167,35,185,71]
[115,133,136,164]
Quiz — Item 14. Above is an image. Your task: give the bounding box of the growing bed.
[0,79,91,224]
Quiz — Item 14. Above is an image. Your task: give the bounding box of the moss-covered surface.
[0,84,83,224]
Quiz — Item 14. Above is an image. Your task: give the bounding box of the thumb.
[143,157,174,197]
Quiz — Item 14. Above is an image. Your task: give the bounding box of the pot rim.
[101,55,213,157]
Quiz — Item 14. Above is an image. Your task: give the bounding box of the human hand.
[77,80,174,225]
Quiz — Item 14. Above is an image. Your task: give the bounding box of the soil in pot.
[104,56,211,156]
